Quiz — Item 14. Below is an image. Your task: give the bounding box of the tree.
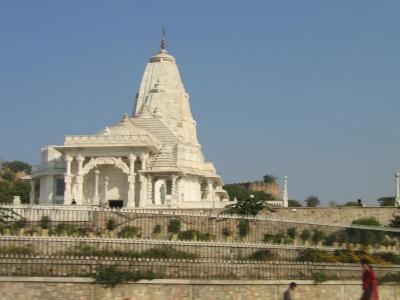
[1,160,31,174]
[343,202,358,207]
[377,197,395,207]
[223,184,251,202]
[288,199,302,207]
[0,181,13,203]
[304,195,320,207]
[12,180,30,203]
[226,192,276,216]
[263,174,277,184]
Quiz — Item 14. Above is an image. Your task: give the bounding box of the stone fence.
[2,206,400,246]
[0,254,399,281]
[0,236,398,261]
[1,277,400,300]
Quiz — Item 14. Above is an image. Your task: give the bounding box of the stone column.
[147,175,153,204]
[395,173,400,207]
[283,176,289,208]
[170,175,178,205]
[93,170,100,205]
[103,176,109,207]
[29,180,35,204]
[127,154,136,207]
[139,174,147,207]
[64,155,73,204]
[75,154,85,204]
[139,153,149,171]
[207,179,213,201]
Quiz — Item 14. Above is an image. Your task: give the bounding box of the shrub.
[352,217,381,227]
[263,234,274,243]
[76,227,90,237]
[286,227,297,239]
[248,249,276,261]
[379,272,400,284]
[106,218,117,231]
[93,265,157,287]
[238,219,250,237]
[389,215,400,228]
[222,227,231,237]
[40,216,51,229]
[311,271,337,283]
[167,219,181,234]
[62,244,197,260]
[312,229,326,244]
[178,230,213,241]
[153,224,162,234]
[14,218,27,229]
[0,245,35,255]
[54,223,77,236]
[272,232,285,244]
[300,229,311,242]
[117,226,139,239]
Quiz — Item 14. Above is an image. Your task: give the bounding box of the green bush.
[273,232,285,244]
[117,226,139,239]
[106,218,117,231]
[167,219,181,234]
[153,224,161,234]
[352,217,381,227]
[263,233,274,243]
[311,271,337,283]
[248,249,275,261]
[312,229,326,244]
[0,245,35,255]
[300,229,311,242]
[379,272,400,284]
[13,218,27,229]
[222,227,231,237]
[63,244,197,260]
[93,265,157,287]
[286,227,297,239]
[178,229,213,241]
[238,219,250,237]
[40,216,51,229]
[54,223,77,236]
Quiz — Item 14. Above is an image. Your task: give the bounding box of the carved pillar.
[139,174,147,207]
[64,155,73,204]
[395,173,400,207]
[75,154,85,204]
[127,154,136,207]
[283,176,289,208]
[103,176,109,206]
[93,170,100,205]
[29,180,35,204]
[147,175,153,204]
[170,175,178,204]
[139,153,149,171]
[206,179,213,201]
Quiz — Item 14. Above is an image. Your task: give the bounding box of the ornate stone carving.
[81,157,130,176]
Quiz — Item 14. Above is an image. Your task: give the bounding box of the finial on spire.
[160,27,167,51]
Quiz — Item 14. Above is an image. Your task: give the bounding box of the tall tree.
[2,160,31,174]
[226,191,276,216]
[304,195,320,207]
[263,174,277,184]
[377,196,395,207]
[288,199,302,207]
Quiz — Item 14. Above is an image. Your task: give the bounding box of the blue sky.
[0,1,399,205]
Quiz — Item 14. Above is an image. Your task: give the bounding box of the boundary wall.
[0,277,399,300]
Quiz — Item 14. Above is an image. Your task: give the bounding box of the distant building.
[234,181,280,200]
[28,34,229,209]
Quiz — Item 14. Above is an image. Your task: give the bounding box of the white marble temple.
[29,35,229,209]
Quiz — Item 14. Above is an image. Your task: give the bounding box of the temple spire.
[160,27,166,51]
